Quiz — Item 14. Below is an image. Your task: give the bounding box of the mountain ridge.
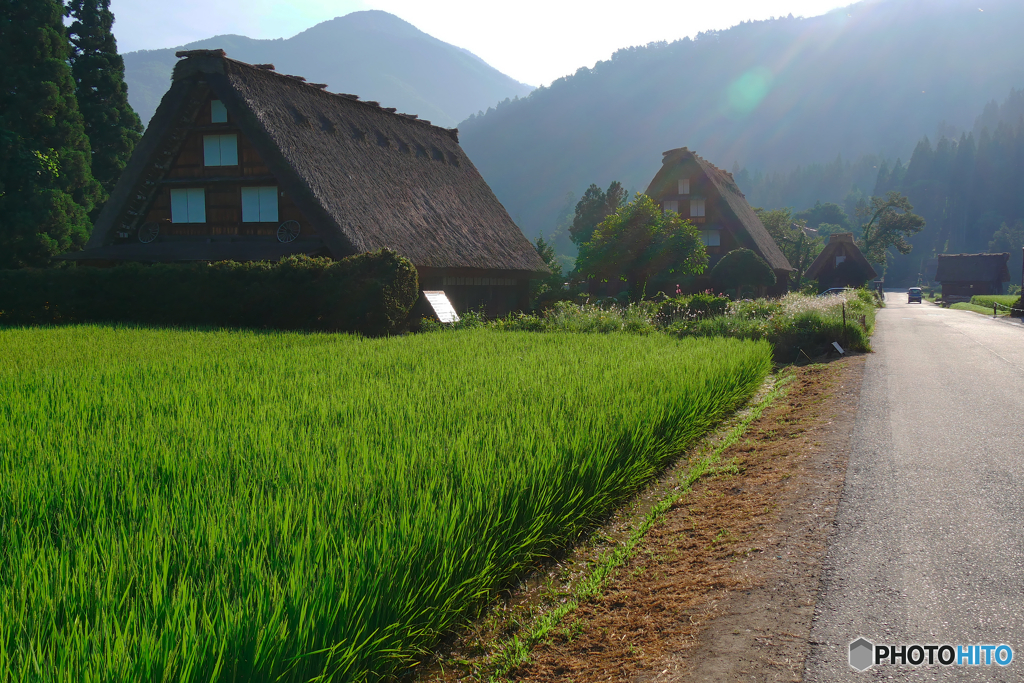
[123,10,533,129]
[457,0,1024,240]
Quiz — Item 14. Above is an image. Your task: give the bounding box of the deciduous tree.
[576,193,706,300]
[856,191,926,264]
[755,207,822,290]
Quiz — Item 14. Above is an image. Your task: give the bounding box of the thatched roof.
[804,233,877,281]
[85,51,547,274]
[935,253,1010,283]
[646,148,793,272]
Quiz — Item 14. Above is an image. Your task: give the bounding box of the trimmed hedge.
[0,250,419,336]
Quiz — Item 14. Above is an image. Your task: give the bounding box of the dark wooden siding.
[142,95,313,237]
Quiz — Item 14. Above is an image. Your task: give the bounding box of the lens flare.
[725,67,773,117]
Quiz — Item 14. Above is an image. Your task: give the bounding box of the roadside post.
[842,302,847,346]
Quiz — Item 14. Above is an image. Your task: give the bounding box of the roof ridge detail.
[174,49,461,134]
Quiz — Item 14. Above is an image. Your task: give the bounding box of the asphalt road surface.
[804,293,1024,681]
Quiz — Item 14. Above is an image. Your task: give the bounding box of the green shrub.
[0,250,419,336]
[656,292,729,324]
[667,291,872,361]
[1011,296,1023,317]
[732,298,783,320]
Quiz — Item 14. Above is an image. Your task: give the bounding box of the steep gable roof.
[803,233,877,281]
[646,148,793,272]
[88,50,547,274]
[935,253,1010,283]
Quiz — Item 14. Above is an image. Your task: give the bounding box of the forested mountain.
[123,10,533,128]
[869,91,1024,286]
[459,0,1024,244]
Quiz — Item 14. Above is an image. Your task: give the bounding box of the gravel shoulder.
[507,356,866,682]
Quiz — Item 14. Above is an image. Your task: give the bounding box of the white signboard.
[423,290,460,323]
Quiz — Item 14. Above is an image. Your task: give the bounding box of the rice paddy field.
[0,326,772,682]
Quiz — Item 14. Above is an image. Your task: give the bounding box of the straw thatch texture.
[646,148,793,273]
[803,232,877,282]
[934,253,1010,283]
[87,53,547,275]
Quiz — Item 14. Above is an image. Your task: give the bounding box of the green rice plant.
[968,294,1018,308]
[0,326,770,682]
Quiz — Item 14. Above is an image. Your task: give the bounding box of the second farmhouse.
[646,147,793,295]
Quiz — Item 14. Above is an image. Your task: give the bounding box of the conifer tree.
[67,0,142,200]
[0,0,101,267]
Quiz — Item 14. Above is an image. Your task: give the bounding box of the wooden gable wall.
[649,159,742,257]
[142,95,313,238]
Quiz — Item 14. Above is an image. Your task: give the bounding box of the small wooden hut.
[934,253,1010,301]
[645,148,794,295]
[64,49,548,316]
[803,233,878,291]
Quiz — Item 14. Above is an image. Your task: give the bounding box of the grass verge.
[482,368,798,681]
[950,302,1008,316]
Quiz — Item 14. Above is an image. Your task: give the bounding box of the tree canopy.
[856,191,926,264]
[569,181,626,246]
[755,207,823,290]
[67,0,142,201]
[794,201,852,234]
[576,193,706,300]
[0,0,101,268]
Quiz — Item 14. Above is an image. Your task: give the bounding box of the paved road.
[804,294,1024,681]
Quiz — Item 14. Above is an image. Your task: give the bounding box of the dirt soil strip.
[511,356,865,683]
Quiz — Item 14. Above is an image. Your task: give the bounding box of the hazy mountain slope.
[123,10,533,128]
[459,0,1024,238]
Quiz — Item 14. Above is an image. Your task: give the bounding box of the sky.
[109,0,854,87]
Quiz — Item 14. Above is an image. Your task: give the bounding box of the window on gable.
[678,178,690,195]
[211,100,228,123]
[835,255,846,266]
[663,200,679,214]
[203,134,238,166]
[241,186,280,223]
[690,198,706,217]
[170,188,206,223]
[700,229,721,247]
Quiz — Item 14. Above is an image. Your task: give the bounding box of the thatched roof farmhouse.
[646,148,793,295]
[67,49,548,316]
[803,233,878,291]
[934,253,1010,301]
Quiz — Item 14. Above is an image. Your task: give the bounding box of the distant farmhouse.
[66,50,548,316]
[646,148,793,295]
[934,253,1010,301]
[803,233,878,292]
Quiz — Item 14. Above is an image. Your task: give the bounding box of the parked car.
[908,287,923,303]
[818,287,853,297]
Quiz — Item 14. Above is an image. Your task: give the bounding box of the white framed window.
[241,186,280,223]
[663,200,679,214]
[203,134,238,166]
[700,229,721,247]
[211,100,228,123]
[170,188,206,223]
[835,255,846,266]
[678,178,690,195]
[690,198,706,217]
